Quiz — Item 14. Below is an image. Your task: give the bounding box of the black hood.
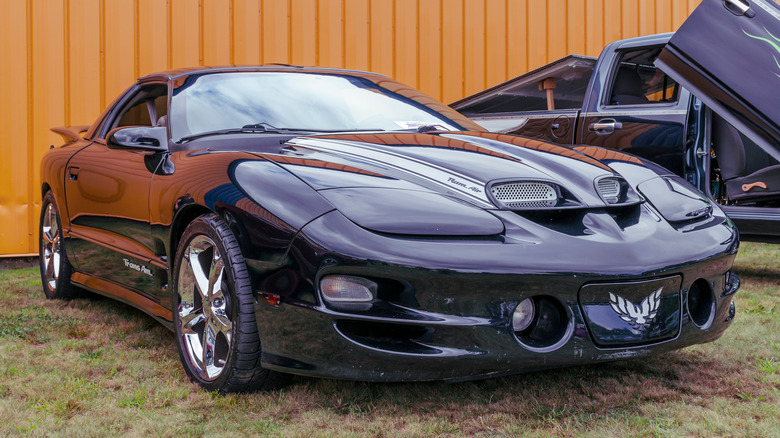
[272,132,633,209]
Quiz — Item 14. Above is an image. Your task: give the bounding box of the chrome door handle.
[588,119,623,135]
[67,166,80,181]
[725,0,756,17]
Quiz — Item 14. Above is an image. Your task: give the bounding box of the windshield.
[170,72,464,142]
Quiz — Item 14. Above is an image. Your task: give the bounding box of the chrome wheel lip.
[177,235,233,382]
[41,203,61,292]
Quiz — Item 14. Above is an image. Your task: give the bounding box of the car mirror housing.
[107,126,168,151]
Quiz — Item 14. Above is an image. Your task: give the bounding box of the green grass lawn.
[1,242,778,437]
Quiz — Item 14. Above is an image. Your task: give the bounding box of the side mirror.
[107,126,168,151]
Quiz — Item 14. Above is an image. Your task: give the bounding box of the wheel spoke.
[47,252,57,281]
[189,247,211,301]
[201,319,219,379]
[180,311,205,334]
[49,207,58,237]
[217,320,233,347]
[177,252,202,312]
[208,257,224,300]
[41,228,54,245]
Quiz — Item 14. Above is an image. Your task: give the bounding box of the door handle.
[724,0,756,17]
[67,166,80,181]
[588,119,623,135]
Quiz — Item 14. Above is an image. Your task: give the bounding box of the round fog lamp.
[320,275,376,303]
[512,298,535,332]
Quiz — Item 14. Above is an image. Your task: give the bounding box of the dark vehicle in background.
[452,0,780,243]
[40,62,740,393]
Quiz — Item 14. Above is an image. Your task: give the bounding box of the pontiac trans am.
[40,66,740,392]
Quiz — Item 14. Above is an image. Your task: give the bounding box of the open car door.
[658,0,780,241]
[656,0,780,163]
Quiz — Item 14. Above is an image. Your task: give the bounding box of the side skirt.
[71,272,174,330]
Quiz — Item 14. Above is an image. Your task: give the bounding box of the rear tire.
[172,213,290,392]
[39,191,77,300]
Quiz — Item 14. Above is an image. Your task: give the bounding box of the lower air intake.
[491,182,557,208]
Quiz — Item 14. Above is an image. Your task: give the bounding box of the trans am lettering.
[447,177,483,194]
[123,258,154,277]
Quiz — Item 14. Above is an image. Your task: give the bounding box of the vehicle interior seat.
[711,114,780,202]
[610,67,650,105]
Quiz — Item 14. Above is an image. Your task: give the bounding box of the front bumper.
[254,261,738,382]
[252,208,739,382]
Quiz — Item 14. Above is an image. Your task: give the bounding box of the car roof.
[137,65,388,84]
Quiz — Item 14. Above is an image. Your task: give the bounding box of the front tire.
[39,191,77,300]
[172,213,289,392]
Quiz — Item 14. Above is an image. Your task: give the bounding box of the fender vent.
[597,178,621,204]
[491,182,558,208]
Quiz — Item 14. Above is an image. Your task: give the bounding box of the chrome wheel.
[177,235,233,381]
[173,213,290,392]
[41,203,61,292]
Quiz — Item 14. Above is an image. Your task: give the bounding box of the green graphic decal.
[742,27,780,79]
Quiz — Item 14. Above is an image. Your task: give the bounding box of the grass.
[0,242,778,437]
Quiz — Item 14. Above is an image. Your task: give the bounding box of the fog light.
[320,275,376,303]
[512,298,535,332]
[687,278,715,328]
[513,296,571,352]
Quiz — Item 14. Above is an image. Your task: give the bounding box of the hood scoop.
[488,180,584,210]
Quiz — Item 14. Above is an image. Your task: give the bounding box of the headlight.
[317,187,505,236]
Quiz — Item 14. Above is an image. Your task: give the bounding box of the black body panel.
[40,66,741,384]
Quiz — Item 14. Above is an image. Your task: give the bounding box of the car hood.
[269,132,636,210]
[231,131,715,237]
[655,0,780,161]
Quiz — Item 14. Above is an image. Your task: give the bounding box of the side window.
[108,84,168,133]
[608,47,679,106]
[453,56,597,114]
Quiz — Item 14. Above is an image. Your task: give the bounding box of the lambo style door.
[656,0,780,240]
[65,83,168,297]
[656,0,780,162]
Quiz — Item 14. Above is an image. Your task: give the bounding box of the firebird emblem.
[609,287,662,330]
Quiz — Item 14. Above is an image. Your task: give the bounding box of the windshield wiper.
[178,123,282,142]
[179,125,387,142]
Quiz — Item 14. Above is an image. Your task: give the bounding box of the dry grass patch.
[0,242,778,436]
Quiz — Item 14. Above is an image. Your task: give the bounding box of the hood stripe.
[287,137,494,207]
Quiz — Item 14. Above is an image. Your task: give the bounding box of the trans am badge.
[608,287,663,330]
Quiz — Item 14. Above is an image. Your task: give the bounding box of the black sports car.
[40,65,740,392]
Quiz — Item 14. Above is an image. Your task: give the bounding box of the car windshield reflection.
[170,72,459,142]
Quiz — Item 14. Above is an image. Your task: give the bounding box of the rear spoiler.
[51,125,90,142]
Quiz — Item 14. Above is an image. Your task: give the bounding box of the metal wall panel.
[0,0,698,256]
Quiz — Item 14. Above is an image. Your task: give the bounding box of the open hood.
[656,0,780,161]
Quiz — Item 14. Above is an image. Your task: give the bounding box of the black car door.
[657,0,780,241]
[656,0,780,162]
[65,83,169,297]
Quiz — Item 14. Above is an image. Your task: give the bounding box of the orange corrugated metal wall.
[1,0,699,257]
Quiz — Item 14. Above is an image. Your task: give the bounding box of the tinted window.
[453,55,597,113]
[608,47,679,106]
[169,72,461,141]
[109,84,168,132]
